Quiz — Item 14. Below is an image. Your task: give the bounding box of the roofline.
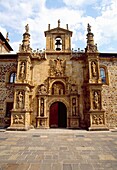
[44,27,72,36]
[0,32,13,51]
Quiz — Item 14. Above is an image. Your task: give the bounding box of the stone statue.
[40,99,44,116]
[20,62,25,78]
[87,23,91,33]
[91,61,97,77]
[25,24,29,33]
[58,19,60,27]
[93,91,99,109]
[17,91,24,109]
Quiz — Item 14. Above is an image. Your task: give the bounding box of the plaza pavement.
[0,128,117,170]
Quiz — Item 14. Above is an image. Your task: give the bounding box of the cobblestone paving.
[0,129,117,170]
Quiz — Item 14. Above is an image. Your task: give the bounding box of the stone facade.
[0,21,117,130]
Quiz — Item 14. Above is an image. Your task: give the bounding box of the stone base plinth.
[36,116,48,129]
[89,126,109,131]
[7,126,30,131]
[68,116,80,129]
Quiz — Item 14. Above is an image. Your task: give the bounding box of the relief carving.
[87,44,97,53]
[13,115,24,124]
[52,82,65,95]
[92,114,103,125]
[38,84,47,95]
[49,57,66,77]
[70,84,77,94]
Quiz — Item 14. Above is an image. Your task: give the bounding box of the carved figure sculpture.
[93,91,99,109]
[91,61,97,77]
[40,98,44,116]
[20,62,25,79]
[17,91,24,109]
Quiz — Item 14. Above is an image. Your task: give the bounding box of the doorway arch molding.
[48,98,69,111]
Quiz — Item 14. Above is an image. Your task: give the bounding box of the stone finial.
[58,19,60,27]
[6,32,9,42]
[25,24,29,33]
[87,23,91,33]
[66,24,68,30]
[48,24,50,30]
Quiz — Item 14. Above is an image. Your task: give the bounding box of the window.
[100,66,108,84]
[9,72,16,83]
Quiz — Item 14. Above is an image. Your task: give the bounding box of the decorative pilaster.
[83,24,108,131]
[8,24,33,131]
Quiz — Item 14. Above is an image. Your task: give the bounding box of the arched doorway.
[50,102,67,128]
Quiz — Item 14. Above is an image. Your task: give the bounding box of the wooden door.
[5,102,13,127]
[58,102,67,128]
[50,102,58,128]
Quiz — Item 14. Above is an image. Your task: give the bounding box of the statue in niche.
[40,98,44,117]
[93,91,99,109]
[52,83,64,95]
[20,62,25,79]
[91,61,97,77]
[53,84,59,94]
[17,91,24,109]
[72,98,76,116]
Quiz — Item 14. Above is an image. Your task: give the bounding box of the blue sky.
[0,0,117,53]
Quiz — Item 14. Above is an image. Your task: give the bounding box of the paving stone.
[29,163,40,170]
[63,164,72,170]
[52,163,62,170]
[0,130,117,169]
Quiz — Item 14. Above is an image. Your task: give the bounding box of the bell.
[55,39,62,51]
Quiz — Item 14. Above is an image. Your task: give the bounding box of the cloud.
[0,0,117,52]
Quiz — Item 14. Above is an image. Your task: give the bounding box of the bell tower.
[44,20,72,52]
